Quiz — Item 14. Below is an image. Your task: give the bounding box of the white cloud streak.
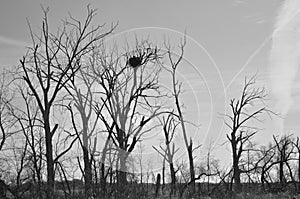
[269,0,300,132]
[0,35,29,47]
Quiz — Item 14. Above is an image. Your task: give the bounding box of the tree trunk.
[118,159,127,185]
[155,173,161,197]
[279,157,284,186]
[207,153,210,193]
[233,155,241,193]
[170,162,176,196]
[261,167,265,192]
[117,149,128,197]
[298,154,300,192]
[83,146,92,197]
[44,115,54,199]
[99,130,113,198]
[187,143,195,194]
[81,114,93,198]
[162,159,165,194]
[231,136,241,193]
[100,162,106,198]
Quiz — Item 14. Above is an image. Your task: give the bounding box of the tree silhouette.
[224,76,270,193]
[92,39,163,197]
[18,6,113,199]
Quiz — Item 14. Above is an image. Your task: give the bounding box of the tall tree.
[224,76,269,192]
[92,39,163,196]
[63,64,102,198]
[164,36,198,194]
[18,7,113,198]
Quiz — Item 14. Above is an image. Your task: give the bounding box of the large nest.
[127,46,159,68]
[128,56,143,68]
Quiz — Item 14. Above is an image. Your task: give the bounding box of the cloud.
[269,0,300,132]
[232,0,248,7]
[0,35,29,47]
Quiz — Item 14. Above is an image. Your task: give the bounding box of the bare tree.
[0,85,37,198]
[0,72,14,198]
[273,135,295,188]
[9,85,45,198]
[153,114,180,197]
[62,64,102,197]
[98,128,115,198]
[249,143,276,191]
[92,39,163,196]
[0,72,13,153]
[164,36,199,194]
[17,6,113,198]
[254,136,295,192]
[224,76,269,193]
[203,140,218,194]
[293,136,300,192]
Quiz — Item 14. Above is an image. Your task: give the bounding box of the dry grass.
[153,192,300,199]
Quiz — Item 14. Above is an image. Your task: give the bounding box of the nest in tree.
[128,56,142,68]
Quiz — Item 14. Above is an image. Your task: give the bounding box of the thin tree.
[224,75,269,193]
[153,113,180,197]
[62,63,104,197]
[9,85,44,198]
[0,72,13,152]
[17,6,113,198]
[273,135,295,189]
[164,36,199,193]
[294,136,300,192]
[0,72,14,198]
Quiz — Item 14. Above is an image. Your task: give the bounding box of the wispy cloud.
[244,15,267,24]
[232,0,248,7]
[0,35,29,47]
[269,0,300,132]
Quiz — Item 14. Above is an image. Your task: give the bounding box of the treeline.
[0,6,299,199]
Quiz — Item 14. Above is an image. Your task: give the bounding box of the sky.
[1,0,299,168]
